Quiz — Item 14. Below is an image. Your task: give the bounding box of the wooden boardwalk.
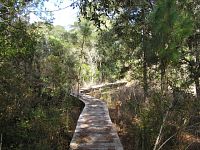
[70,91,124,150]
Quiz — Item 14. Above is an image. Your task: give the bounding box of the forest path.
[70,82,125,150]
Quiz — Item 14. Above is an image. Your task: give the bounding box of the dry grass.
[87,82,200,150]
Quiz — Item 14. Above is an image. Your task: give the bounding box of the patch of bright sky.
[30,0,79,29]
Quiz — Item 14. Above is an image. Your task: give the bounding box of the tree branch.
[29,0,79,13]
[157,132,177,150]
[145,0,154,10]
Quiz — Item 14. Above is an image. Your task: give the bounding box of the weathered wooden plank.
[70,93,123,150]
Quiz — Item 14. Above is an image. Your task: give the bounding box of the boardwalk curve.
[70,83,125,150]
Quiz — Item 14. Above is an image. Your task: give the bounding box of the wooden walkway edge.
[70,82,125,150]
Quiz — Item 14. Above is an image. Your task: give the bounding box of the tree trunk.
[160,60,167,94]
[141,8,148,100]
[195,78,200,99]
[143,48,148,100]
[187,35,200,99]
[0,133,2,150]
[78,36,85,95]
[195,41,200,99]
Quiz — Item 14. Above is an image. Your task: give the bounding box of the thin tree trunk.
[195,77,200,99]
[141,8,148,101]
[160,61,166,94]
[195,43,200,99]
[0,133,2,150]
[66,109,69,131]
[188,36,200,99]
[36,57,42,97]
[78,36,85,95]
[143,49,148,100]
